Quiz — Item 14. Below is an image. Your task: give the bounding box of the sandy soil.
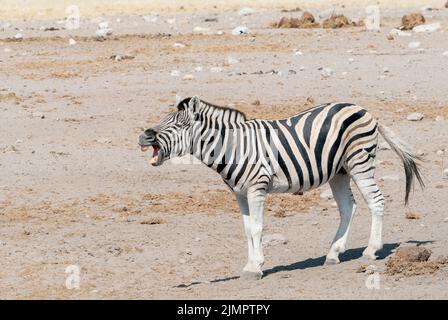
[1,2,448,299]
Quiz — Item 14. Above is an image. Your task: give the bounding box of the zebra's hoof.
[324,257,340,265]
[361,253,378,262]
[240,270,263,281]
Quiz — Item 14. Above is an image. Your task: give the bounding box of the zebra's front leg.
[236,188,266,280]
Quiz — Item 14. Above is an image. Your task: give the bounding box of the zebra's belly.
[268,170,337,194]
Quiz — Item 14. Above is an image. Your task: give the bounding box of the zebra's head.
[139,96,200,166]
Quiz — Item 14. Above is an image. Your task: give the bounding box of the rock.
[401,13,425,30]
[194,66,203,72]
[231,26,249,35]
[321,67,334,78]
[173,42,185,48]
[421,5,433,12]
[68,38,77,45]
[193,26,211,34]
[170,70,181,77]
[262,234,288,247]
[389,28,412,36]
[435,115,444,121]
[182,74,195,80]
[396,246,431,262]
[323,14,360,29]
[436,150,444,155]
[408,41,421,49]
[273,11,318,29]
[443,168,448,179]
[387,34,395,40]
[320,188,333,200]
[405,212,421,220]
[210,67,222,73]
[166,18,176,24]
[13,33,23,41]
[96,137,111,144]
[95,27,112,39]
[110,54,134,61]
[443,51,448,57]
[238,8,255,16]
[413,22,441,33]
[406,112,424,121]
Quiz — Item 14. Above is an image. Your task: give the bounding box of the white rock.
[98,21,109,29]
[216,30,224,35]
[436,150,444,155]
[320,188,333,200]
[97,138,111,144]
[116,18,121,23]
[406,112,424,121]
[435,115,444,121]
[389,28,412,36]
[95,28,113,38]
[166,18,176,24]
[238,8,255,16]
[173,42,186,48]
[194,66,203,72]
[231,26,249,35]
[183,74,195,80]
[413,22,441,33]
[408,41,421,49]
[262,234,288,247]
[210,67,222,73]
[193,26,211,34]
[14,33,23,40]
[421,5,433,12]
[321,68,334,78]
[348,57,355,63]
[170,70,181,77]
[341,71,348,76]
[443,168,448,179]
[68,38,77,45]
[442,51,448,57]
[294,50,303,56]
[227,56,239,64]
[299,66,305,71]
[4,48,11,53]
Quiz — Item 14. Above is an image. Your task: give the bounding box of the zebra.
[138,96,424,280]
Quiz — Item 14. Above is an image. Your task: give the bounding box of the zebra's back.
[249,102,378,194]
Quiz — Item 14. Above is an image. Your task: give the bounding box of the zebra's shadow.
[174,243,401,288]
[262,242,400,277]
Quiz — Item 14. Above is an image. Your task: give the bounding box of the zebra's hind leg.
[349,152,385,260]
[325,173,357,265]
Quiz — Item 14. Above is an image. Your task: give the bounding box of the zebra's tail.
[377,124,424,205]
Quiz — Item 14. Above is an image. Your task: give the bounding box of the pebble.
[231,26,249,35]
[321,68,334,78]
[227,56,239,64]
[406,112,424,121]
[238,8,255,16]
[413,22,441,33]
[68,38,77,45]
[183,74,195,80]
[170,70,181,77]
[173,42,186,48]
[210,67,223,73]
[408,41,421,49]
[320,188,333,200]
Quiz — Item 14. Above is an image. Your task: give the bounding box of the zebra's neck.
[191,100,248,173]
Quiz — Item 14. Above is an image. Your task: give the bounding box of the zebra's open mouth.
[149,144,161,166]
[140,143,163,166]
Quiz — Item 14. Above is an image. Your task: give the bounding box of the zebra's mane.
[178,97,247,123]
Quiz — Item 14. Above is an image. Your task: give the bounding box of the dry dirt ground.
[1,2,448,299]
